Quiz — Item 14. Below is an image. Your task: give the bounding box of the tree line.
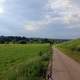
[0,36,69,44]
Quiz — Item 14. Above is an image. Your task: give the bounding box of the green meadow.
[57,39,80,62]
[0,44,51,80]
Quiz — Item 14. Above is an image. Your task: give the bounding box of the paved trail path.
[52,48,80,80]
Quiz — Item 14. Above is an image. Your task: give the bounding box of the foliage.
[0,36,69,44]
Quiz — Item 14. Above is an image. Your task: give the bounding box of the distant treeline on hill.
[0,36,70,44]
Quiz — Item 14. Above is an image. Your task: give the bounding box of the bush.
[71,46,80,52]
[39,51,44,56]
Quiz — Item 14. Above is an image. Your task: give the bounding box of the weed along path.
[52,48,80,80]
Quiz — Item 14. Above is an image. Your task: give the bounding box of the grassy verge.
[56,39,80,63]
[0,44,51,80]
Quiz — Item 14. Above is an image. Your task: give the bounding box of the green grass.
[57,39,80,63]
[0,44,51,80]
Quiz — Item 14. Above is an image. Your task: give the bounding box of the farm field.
[57,39,80,63]
[0,44,50,80]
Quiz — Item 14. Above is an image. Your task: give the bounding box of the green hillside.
[57,39,80,62]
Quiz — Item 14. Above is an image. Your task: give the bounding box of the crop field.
[0,44,51,80]
[57,39,80,62]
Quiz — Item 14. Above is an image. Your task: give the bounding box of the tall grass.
[0,44,51,80]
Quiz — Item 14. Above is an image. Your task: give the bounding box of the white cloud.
[0,0,5,14]
[0,0,6,3]
[46,0,72,10]
[24,0,80,31]
[45,0,80,28]
[0,7,4,14]
[24,22,39,31]
[24,15,63,32]
[24,20,49,31]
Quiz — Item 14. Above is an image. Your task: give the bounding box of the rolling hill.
[57,39,80,62]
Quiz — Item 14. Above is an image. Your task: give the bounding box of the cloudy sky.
[0,0,80,39]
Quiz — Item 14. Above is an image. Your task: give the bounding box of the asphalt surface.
[52,48,80,80]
